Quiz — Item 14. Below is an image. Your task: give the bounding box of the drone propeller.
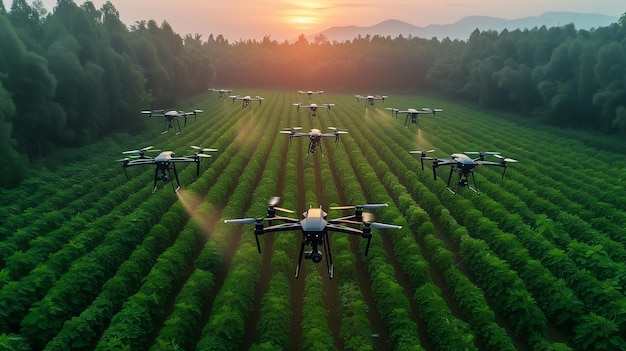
[386,107,399,118]
[328,127,348,145]
[371,222,403,230]
[224,218,257,224]
[280,127,303,133]
[464,151,499,155]
[122,146,160,156]
[422,108,443,112]
[116,157,130,162]
[328,127,348,133]
[493,154,517,179]
[465,151,499,161]
[410,149,435,156]
[410,150,436,170]
[331,203,387,211]
[122,146,152,154]
[191,146,218,153]
[494,154,518,163]
[267,196,295,215]
[280,127,302,145]
[268,196,281,207]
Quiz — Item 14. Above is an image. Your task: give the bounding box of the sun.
[290,17,316,25]
[279,0,329,32]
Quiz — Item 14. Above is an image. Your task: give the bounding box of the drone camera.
[305,250,323,263]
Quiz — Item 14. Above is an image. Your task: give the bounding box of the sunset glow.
[24,0,626,42]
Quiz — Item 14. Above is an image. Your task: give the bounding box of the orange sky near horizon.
[7,0,626,42]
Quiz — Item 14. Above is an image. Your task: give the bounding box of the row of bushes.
[0,134,140,234]
[331,99,567,349]
[410,97,626,348]
[324,112,424,350]
[420,106,626,342]
[0,177,155,335]
[195,92,287,350]
[0,98,236,348]
[146,97,277,351]
[320,148,377,351]
[331,105,497,351]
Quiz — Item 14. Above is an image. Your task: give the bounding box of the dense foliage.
[1,90,626,350]
[0,0,215,186]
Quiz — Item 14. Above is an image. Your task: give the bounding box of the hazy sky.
[6,0,625,42]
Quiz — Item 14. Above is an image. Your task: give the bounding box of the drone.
[298,90,324,99]
[411,150,517,195]
[293,102,335,117]
[141,109,203,135]
[209,88,232,97]
[280,127,348,157]
[229,95,264,109]
[117,145,217,193]
[386,108,434,128]
[224,197,401,279]
[355,95,387,108]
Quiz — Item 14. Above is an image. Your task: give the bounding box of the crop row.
[368,95,620,350]
[0,97,240,349]
[2,91,625,350]
[416,102,626,339]
[328,103,524,350]
[0,134,140,230]
[194,92,289,350]
[97,93,282,350]
[329,96,583,349]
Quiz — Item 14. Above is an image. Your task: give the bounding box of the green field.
[1,90,625,351]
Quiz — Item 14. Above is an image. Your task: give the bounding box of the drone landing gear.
[153,163,181,194]
[295,231,334,279]
[447,167,480,195]
[163,118,182,135]
[405,114,419,128]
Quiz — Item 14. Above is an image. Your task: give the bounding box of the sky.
[5,0,625,42]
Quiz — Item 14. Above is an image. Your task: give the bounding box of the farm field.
[1,90,625,351]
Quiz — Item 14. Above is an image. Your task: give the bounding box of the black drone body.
[209,88,232,97]
[229,95,264,109]
[387,107,443,127]
[280,127,348,157]
[298,90,324,100]
[293,103,335,117]
[411,150,517,195]
[386,108,427,128]
[117,146,217,193]
[355,95,387,108]
[141,109,202,135]
[225,198,401,279]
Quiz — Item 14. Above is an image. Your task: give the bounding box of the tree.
[0,80,27,187]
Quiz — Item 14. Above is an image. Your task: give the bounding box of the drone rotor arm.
[124,159,156,167]
[262,222,302,233]
[330,203,386,211]
[325,223,366,236]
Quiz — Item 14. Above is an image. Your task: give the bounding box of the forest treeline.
[0,0,625,187]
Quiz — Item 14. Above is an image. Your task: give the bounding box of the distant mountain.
[311,12,619,42]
